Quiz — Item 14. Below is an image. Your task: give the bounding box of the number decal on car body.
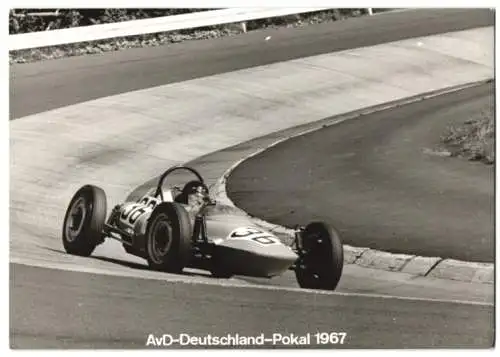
[229,227,279,245]
[140,197,158,210]
[128,207,146,224]
[121,205,148,225]
[121,204,140,220]
[252,236,277,245]
[230,227,263,237]
[121,196,158,226]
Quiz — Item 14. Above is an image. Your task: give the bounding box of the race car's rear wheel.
[62,185,107,257]
[294,222,343,291]
[145,202,193,273]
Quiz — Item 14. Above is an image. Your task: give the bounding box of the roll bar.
[154,165,205,202]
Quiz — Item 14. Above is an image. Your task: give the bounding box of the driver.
[174,180,211,216]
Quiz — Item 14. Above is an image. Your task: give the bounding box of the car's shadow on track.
[40,247,210,277]
[39,246,295,287]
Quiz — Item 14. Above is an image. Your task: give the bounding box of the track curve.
[9,10,495,348]
[227,82,494,262]
[10,8,493,119]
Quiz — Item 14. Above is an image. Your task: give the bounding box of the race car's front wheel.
[62,185,107,257]
[294,222,343,291]
[145,202,193,273]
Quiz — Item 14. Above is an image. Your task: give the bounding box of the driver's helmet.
[175,180,208,205]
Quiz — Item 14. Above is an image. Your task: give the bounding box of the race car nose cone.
[215,238,298,278]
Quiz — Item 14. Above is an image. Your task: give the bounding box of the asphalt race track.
[227,82,494,263]
[10,264,494,348]
[9,9,495,349]
[10,8,493,119]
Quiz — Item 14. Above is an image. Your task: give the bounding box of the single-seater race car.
[62,165,344,290]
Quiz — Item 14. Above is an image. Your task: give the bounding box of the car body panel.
[115,190,298,277]
[208,221,298,277]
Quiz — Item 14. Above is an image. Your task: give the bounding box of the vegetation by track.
[441,103,494,165]
[9,8,383,64]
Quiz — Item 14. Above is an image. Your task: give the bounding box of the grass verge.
[441,104,494,165]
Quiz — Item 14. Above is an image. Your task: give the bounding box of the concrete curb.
[212,81,494,285]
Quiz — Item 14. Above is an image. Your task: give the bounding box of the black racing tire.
[145,202,193,273]
[295,222,344,291]
[62,185,107,257]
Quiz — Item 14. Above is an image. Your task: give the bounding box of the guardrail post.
[367,8,373,15]
[241,21,247,33]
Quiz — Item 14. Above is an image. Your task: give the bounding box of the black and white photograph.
[7,1,496,351]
